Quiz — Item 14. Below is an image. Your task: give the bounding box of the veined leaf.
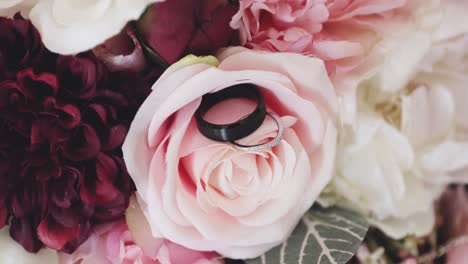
[244,205,369,264]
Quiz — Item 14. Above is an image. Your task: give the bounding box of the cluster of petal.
[0,0,166,55]
[123,48,338,259]
[0,16,151,253]
[320,0,468,239]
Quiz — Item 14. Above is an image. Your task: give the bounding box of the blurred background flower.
[439,186,468,264]
[136,0,238,65]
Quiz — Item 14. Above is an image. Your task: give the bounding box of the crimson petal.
[63,124,101,161]
[102,124,128,150]
[56,56,102,100]
[37,216,79,250]
[137,0,197,64]
[0,207,6,228]
[0,81,24,110]
[17,69,58,99]
[80,153,120,206]
[10,218,43,253]
[43,97,81,129]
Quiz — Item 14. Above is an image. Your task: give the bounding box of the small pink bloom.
[59,215,221,264]
[123,47,338,258]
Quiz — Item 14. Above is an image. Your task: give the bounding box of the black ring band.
[195,84,266,142]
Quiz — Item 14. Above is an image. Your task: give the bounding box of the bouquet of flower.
[0,0,467,263]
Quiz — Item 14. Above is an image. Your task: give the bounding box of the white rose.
[0,0,36,17]
[0,227,58,264]
[28,0,164,55]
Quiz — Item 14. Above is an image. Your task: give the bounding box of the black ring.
[195,84,266,142]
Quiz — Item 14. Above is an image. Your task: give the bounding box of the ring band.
[231,112,284,152]
[195,84,266,142]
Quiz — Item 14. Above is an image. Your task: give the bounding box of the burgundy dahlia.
[0,16,151,253]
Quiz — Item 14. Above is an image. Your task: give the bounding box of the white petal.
[420,141,468,173]
[401,85,455,148]
[370,208,435,239]
[367,31,431,101]
[433,0,468,41]
[335,113,420,220]
[0,0,36,17]
[0,0,23,8]
[29,0,162,54]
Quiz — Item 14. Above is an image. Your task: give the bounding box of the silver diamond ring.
[231,112,284,152]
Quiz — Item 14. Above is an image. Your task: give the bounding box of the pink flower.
[231,0,407,56]
[447,245,468,264]
[230,0,434,91]
[59,204,221,264]
[123,47,338,258]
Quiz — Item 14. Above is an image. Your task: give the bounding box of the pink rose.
[59,215,221,264]
[123,47,338,258]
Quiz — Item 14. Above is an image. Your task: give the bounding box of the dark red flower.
[0,15,54,81]
[137,0,238,64]
[0,16,152,253]
[56,56,105,100]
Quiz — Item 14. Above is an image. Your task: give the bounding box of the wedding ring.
[195,84,267,142]
[231,112,284,152]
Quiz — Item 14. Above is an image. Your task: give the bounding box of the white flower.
[321,113,439,238]
[386,0,468,184]
[0,227,58,264]
[0,0,36,17]
[323,0,468,238]
[28,0,164,55]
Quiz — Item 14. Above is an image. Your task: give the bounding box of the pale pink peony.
[122,47,338,259]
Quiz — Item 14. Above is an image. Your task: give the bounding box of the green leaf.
[245,205,369,264]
